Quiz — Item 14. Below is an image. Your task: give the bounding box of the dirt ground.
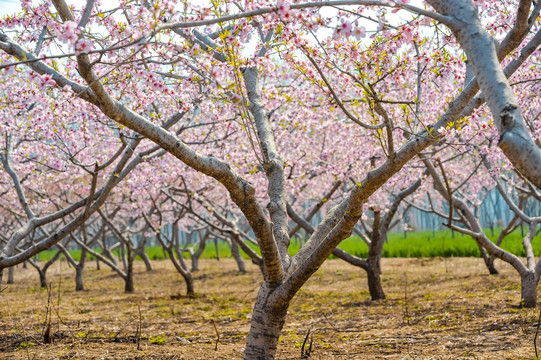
[0,257,539,359]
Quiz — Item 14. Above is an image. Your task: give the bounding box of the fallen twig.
[136,304,142,350]
[301,328,312,359]
[534,307,541,359]
[43,283,52,344]
[212,319,220,351]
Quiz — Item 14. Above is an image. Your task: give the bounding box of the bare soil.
[0,257,539,359]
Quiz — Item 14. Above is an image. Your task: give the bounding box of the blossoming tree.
[2,0,541,358]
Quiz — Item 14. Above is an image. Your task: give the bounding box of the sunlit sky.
[0,0,422,21]
[0,0,422,60]
[0,0,22,15]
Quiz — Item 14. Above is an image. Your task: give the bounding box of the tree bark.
[427,0,541,189]
[124,258,134,293]
[7,266,14,284]
[230,239,247,273]
[119,243,127,272]
[477,243,499,275]
[184,271,195,297]
[214,238,220,261]
[367,209,385,300]
[520,271,539,308]
[38,269,47,288]
[138,250,153,272]
[102,246,117,266]
[366,265,385,301]
[75,266,84,291]
[191,253,200,272]
[244,284,289,360]
[169,245,195,298]
[190,236,207,272]
[76,246,88,291]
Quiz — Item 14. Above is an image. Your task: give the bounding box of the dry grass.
[0,257,539,359]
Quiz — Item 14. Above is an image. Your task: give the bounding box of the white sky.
[0,0,423,20]
[0,0,22,15]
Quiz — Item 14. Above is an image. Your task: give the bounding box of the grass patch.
[334,226,541,258]
[37,227,540,262]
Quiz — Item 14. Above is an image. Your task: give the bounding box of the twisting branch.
[289,181,343,238]
[1,135,35,220]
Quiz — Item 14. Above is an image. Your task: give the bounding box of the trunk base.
[520,272,538,308]
[367,267,385,301]
[244,284,289,360]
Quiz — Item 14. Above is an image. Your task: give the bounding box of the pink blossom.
[40,74,56,88]
[57,21,78,45]
[277,2,290,16]
[64,21,77,33]
[75,39,94,53]
[281,10,293,22]
[339,19,352,35]
[352,26,366,39]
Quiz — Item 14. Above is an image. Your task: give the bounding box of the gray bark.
[75,266,84,291]
[521,271,539,308]
[427,0,541,189]
[244,284,289,359]
[124,254,134,293]
[7,266,14,284]
[136,248,152,272]
[170,243,195,297]
[366,209,385,300]
[75,246,87,291]
[230,239,247,273]
[190,237,206,272]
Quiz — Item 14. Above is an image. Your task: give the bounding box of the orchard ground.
[0,257,539,359]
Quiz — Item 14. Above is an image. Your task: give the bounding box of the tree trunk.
[485,255,499,275]
[39,269,47,288]
[366,265,385,301]
[191,237,207,272]
[244,284,289,359]
[102,247,117,266]
[184,271,195,298]
[75,266,84,291]
[120,243,127,272]
[478,243,498,275]
[230,240,247,273]
[124,259,134,293]
[520,271,538,308]
[368,219,385,301]
[76,247,87,291]
[7,266,14,284]
[214,238,220,261]
[191,254,200,272]
[168,246,195,298]
[139,250,153,272]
